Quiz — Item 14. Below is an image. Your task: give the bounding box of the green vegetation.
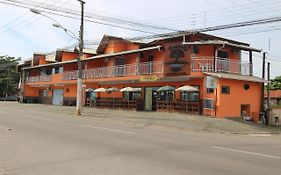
[270,76,281,90]
[0,56,20,97]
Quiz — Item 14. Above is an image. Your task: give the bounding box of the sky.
[0,0,281,78]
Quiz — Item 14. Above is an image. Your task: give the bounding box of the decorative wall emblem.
[167,45,188,72]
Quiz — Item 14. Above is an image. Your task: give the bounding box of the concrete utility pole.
[266,62,271,125]
[261,52,266,112]
[76,0,85,116]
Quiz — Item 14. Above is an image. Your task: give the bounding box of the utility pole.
[76,0,85,116]
[261,52,266,123]
[266,62,271,125]
[6,67,10,98]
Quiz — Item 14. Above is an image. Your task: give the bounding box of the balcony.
[191,57,252,75]
[26,75,52,83]
[62,61,164,81]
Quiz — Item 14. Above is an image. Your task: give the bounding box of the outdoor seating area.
[85,85,201,114]
[94,99,137,110]
[156,101,200,114]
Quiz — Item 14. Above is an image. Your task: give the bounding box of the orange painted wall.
[24,85,39,97]
[29,69,39,76]
[104,40,139,54]
[64,63,77,71]
[63,85,77,97]
[38,56,47,65]
[61,52,78,62]
[215,79,262,118]
[87,59,105,69]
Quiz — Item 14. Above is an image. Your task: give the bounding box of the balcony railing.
[62,61,164,81]
[27,75,52,83]
[191,57,252,75]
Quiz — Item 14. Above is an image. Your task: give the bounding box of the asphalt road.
[0,102,280,175]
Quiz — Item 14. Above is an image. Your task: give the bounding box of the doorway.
[52,89,64,106]
[241,104,250,117]
[144,87,160,111]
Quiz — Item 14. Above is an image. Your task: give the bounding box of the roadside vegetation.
[0,55,20,99]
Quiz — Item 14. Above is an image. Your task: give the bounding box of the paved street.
[0,102,280,175]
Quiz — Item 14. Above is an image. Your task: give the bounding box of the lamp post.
[30,0,85,115]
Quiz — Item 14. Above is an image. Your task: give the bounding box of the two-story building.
[18,32,266,120]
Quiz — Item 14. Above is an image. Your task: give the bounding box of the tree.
[269,76,281,90]
[0,56,20,97]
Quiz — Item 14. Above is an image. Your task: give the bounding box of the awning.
[204,72,267,83]
[86,88,94,92]
[106,87,119,92]
[157,85,175,92]
[182,40,261,52]
[176,85,199,92]
[94,88,107,92]
[120,87,137,92]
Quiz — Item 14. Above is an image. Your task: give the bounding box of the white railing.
[62,61,164,81]
[27,75,52,83]
[191,57,252,75]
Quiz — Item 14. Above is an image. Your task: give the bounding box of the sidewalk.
[3,102,280,134]
[81,107,280,134]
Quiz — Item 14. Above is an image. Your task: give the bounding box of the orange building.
[18,32,266,120]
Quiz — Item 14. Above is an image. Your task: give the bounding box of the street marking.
[80,125,136,135]
[212,146,281,160]
[247,134,271,137]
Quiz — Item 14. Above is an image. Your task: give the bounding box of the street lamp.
[30,9,78,40]
[30,0,85,116]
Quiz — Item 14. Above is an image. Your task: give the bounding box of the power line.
[1,0,178,32]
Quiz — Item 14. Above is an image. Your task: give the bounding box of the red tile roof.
[264,90,281,98]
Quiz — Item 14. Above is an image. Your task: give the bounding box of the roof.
[182,40,261,52]
[96,35,139,54]
[204,72,267,83]
[264,90,281,98]
[129,31,250,46]
[23,45,162,70]
[96,32,251,53]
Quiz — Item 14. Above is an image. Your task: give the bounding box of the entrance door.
[116,57,126,76]
[145,88,153,111]
[52,89,64,106]
[217,50,229,72]
[241,104,250,117]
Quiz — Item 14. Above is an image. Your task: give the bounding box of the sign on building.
[205,76,217,89]
[140,75,159,82]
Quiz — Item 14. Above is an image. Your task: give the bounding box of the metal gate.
[52,89,63,106]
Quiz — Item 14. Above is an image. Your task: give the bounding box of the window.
[123,88,142,101]
[207,88,214,93]
[181,91,199,102]
[180,85,200,102]
[192,45,199,54]
[204,99,214,110]
[217,50,229,59]
[221,86,230,94]
[46,69,52,75]
[53,67,63,74]
[159,91,174,101]
[148,55,154,62]
[244,84,250,90]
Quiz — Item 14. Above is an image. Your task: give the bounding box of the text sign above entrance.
[140,75,159,82]
[206,76,217,89]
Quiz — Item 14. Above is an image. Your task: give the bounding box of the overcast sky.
[0,0,281,78]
